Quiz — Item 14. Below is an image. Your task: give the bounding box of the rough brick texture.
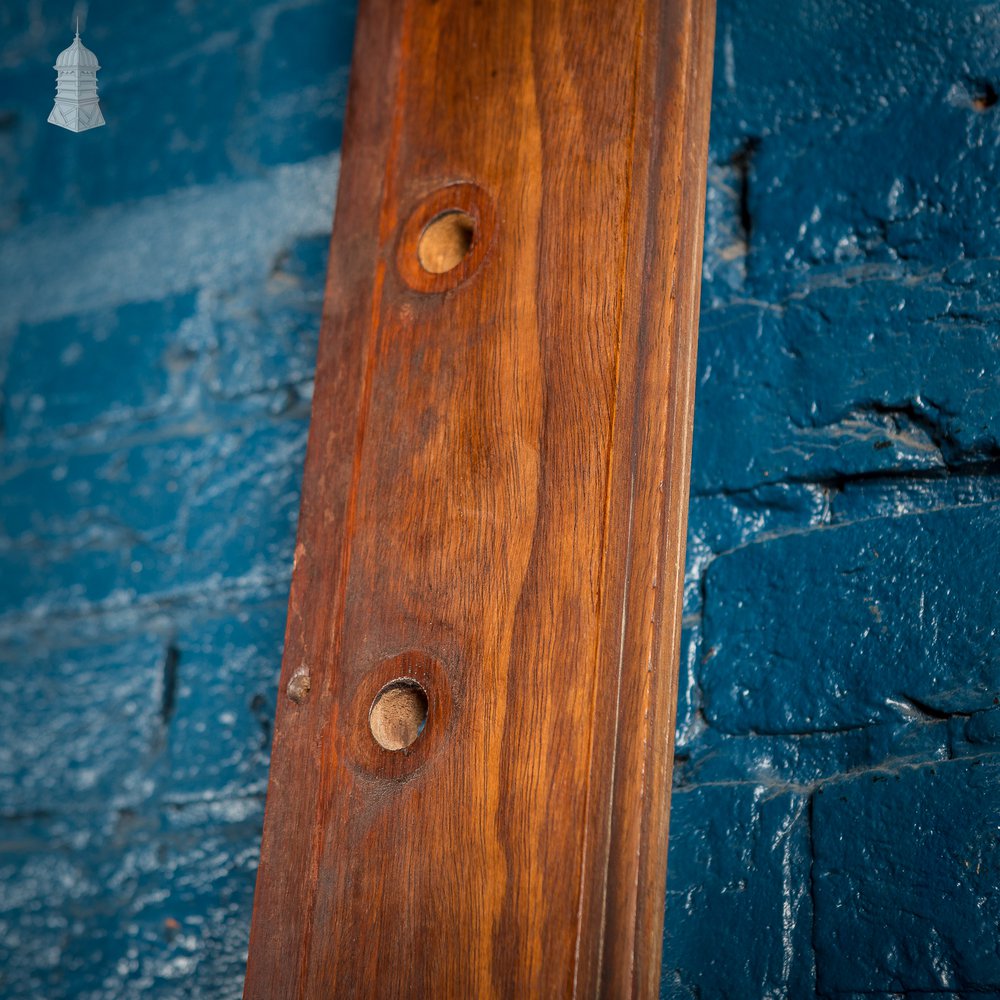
[0,3,345,997]
[1,1,998,998]
[665,0,1000,996]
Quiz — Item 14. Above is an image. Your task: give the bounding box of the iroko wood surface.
[244,0,715,996]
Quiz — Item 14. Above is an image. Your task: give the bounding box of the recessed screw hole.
[417,211,475,274]
[369,679,428,751]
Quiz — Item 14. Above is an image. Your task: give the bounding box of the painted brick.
[0,2,354,225]
[182,235,327,401]
[2,237,326,447]
[674,718,952,790]
[684,482,829,614]
[662,784,814,999]
[0,157,338,329]
[0,635,165,816]
[832,472,1000,526]
[813,755,1000,994]
[252,3,355,166]
[178,423,307,590]
[0,603,284,816]
[744,109,1000,287]
[0,812,261,1000]
[4,293,198,441]
[162,606,285,802]
[0,602,282,997]
[673,624,704,754]
[691,272,1000,493]
[83,45,248,207]
[0,1,345,996]
[701,502,1000,734]
[707,0,1000,286]
[0,422,306,619]
[693,0,1000,495]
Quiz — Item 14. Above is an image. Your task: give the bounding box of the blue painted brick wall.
[1,1,998,997]
[0,3,348,996]
[666,1,1000,996]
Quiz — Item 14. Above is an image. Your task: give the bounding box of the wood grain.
[243,0,715,996]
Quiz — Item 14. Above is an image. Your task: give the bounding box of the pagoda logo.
[49,20,105,132]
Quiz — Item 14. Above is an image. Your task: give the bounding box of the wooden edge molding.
[244,0,715,996]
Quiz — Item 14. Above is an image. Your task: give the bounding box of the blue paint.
[6,293,200,438]
[813,757,1000,993]
[1,0,998,997]
[663,785,815,998]
[665,0,1000,995]
[702,502,1000,733]
[0,3,349,996]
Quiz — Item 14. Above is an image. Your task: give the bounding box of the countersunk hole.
[417,211,475,274]
[369,679,428,751]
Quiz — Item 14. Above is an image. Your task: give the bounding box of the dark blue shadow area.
[663,0,1000,996]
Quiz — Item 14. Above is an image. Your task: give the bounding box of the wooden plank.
[243,0,715,996]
